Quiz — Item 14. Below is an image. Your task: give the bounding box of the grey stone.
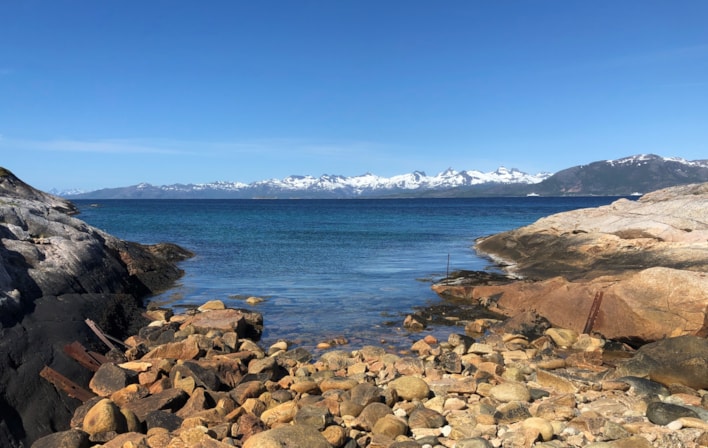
[293,405,333,430]
[29,429,90,448]
[646,401,699,425]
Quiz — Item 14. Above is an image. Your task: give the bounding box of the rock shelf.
[33,300,708,448]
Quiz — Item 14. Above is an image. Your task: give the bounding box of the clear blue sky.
[1,1,707,192]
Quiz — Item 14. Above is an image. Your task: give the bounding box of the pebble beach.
[34,299,708,448]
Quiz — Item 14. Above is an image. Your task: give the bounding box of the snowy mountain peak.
[63,166,551,198]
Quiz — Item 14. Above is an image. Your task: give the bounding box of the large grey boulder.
[0,168,192,446]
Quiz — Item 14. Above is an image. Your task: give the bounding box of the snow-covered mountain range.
[59,154,708,199]
[61,166,551,199]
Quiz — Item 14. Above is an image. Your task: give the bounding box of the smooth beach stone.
[348,382,383,406]
[82,399,127,436]
[340,399,365,418]
[260,400,298,426]
[522,417,554,441]
[197,299,226,311]
[489,382,531,403]
[294,405,333,430]
[408,407,446,429]
[356,402,394,431]
[289,380,319,395]
[388,376,430,401]
[243,424,332,448]
[232,380,267,405]
[270,389,294,403]
[372,414,408,438]
[321,424,348,447]
[645,401,699,425]
[320,376,359,392]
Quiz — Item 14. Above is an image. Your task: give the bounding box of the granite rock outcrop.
[0,168,193,446]
[432,183,708,343]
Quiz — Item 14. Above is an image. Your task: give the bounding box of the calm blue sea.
[73,197,627,351]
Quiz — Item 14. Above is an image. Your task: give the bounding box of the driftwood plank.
[63,341,103,372]
[39,366,95,402]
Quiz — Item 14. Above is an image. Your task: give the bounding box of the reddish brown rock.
[434,183,708,343]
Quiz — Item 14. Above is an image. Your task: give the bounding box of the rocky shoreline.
[0,169,193,446]
[3,169,707,447]
[32,300,708,448]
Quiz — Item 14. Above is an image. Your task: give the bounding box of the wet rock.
[198,300,226,312]
[403,313,426,331]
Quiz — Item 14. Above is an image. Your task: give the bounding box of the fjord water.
[74,197,625,350]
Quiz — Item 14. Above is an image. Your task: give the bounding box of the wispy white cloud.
[0,137,197,155]
[0,135,402,163]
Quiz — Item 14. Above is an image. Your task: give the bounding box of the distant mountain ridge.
[61,154,708,199]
